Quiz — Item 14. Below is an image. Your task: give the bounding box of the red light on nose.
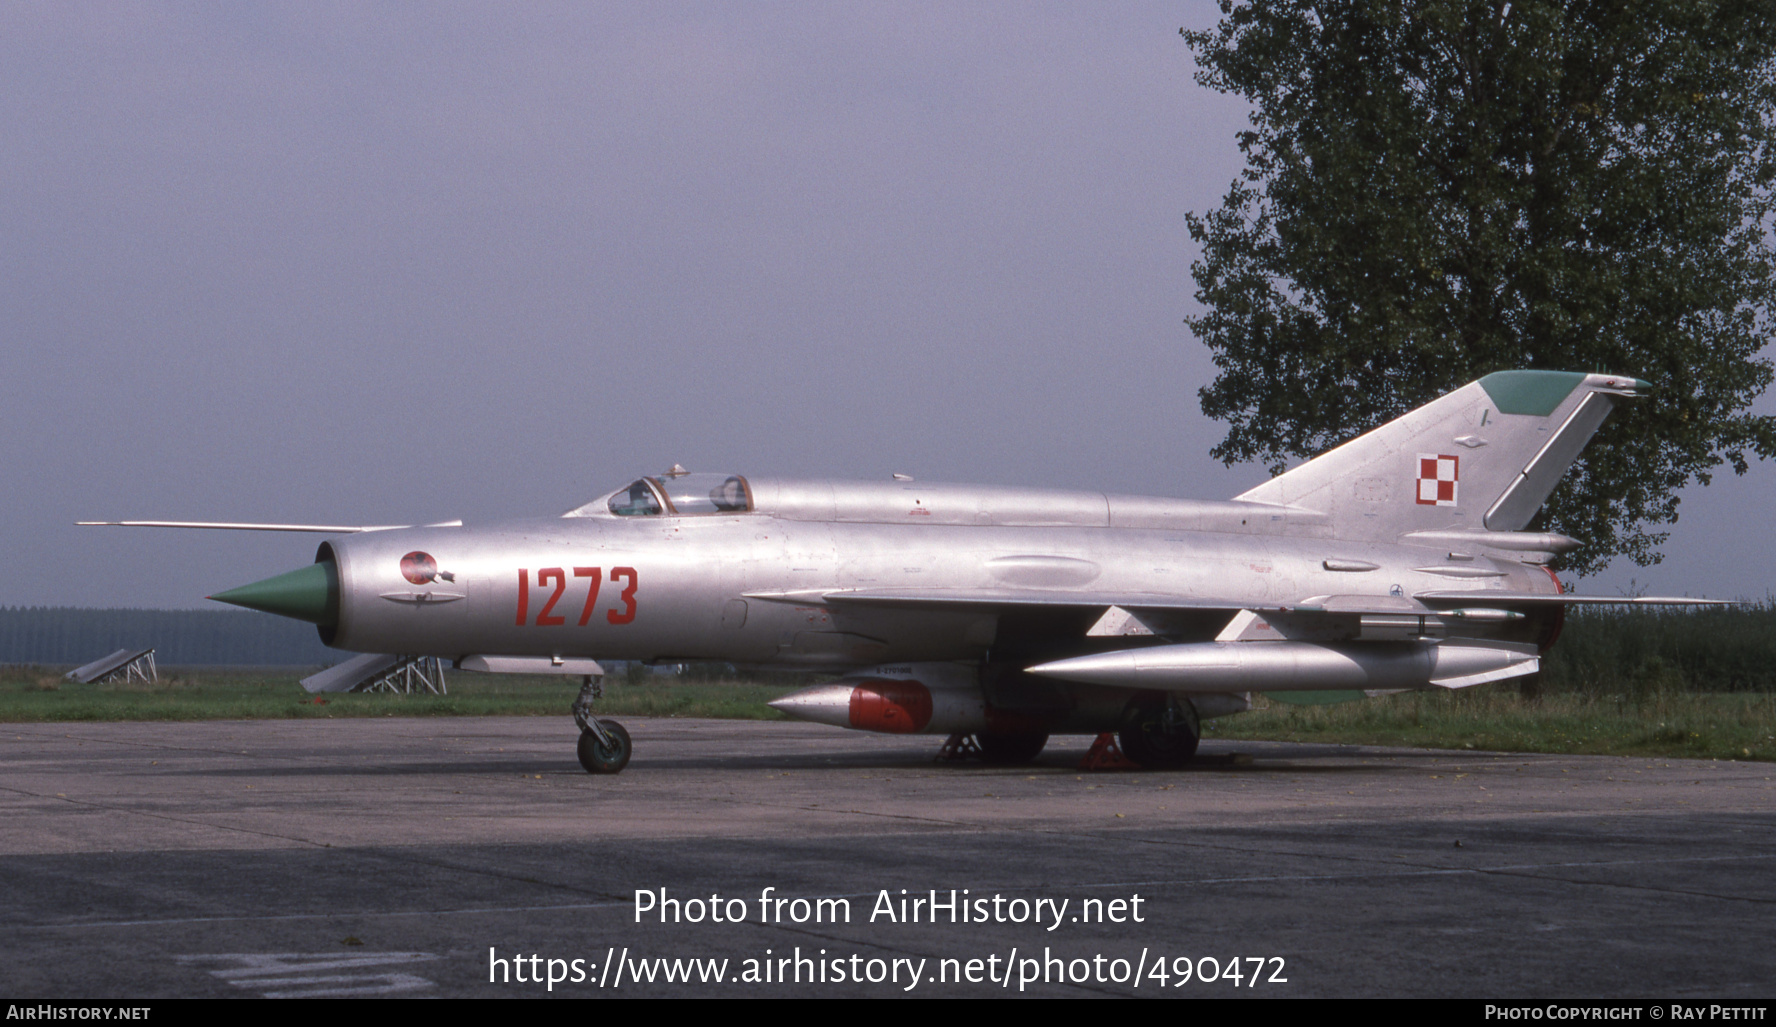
[847,679,933,734]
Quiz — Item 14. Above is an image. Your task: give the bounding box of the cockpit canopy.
[571,472,753,518]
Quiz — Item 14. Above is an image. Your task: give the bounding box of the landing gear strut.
[572,674,631,774]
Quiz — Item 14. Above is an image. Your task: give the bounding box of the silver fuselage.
[320,477,1559,665]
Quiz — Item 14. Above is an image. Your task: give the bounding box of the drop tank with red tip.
[770,663,987,735]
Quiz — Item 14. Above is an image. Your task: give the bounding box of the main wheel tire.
[1119,698,1200,769]
[976,730,1048,765]
[577,720,632,774]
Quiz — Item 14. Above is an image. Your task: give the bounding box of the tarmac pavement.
[1,717,1771,998]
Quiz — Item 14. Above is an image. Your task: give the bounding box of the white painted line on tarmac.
[175,952,439,998]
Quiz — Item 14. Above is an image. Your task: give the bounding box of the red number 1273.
[515,567,637,626]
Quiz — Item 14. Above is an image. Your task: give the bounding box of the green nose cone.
[210,561,339,627]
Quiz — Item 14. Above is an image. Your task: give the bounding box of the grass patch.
[1208,688,1776,762]
[0,665,805,723]
[8,663,1775,763]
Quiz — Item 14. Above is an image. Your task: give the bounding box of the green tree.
[1183,0,1776,575]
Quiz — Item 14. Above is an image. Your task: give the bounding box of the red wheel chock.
[1077,732,1141,771]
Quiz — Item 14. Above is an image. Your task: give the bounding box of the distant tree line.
[0,607,336,666]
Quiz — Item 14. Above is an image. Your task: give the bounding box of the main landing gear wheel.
[1118,696,1200,769]
[976,730,1049,765]
[578,720,632,775]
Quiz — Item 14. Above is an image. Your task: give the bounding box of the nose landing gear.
[572,674,632,774]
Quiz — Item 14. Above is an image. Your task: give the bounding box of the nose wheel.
[572,674,632,774]
[577,719,632,774]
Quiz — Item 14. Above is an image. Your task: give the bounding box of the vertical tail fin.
[1235,371,1648,538]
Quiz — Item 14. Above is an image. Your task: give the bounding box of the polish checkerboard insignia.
[1416,454,1458,506]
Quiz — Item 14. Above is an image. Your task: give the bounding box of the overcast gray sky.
[3,2,1770,609]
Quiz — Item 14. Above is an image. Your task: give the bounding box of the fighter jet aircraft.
[85,370,1722,774]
